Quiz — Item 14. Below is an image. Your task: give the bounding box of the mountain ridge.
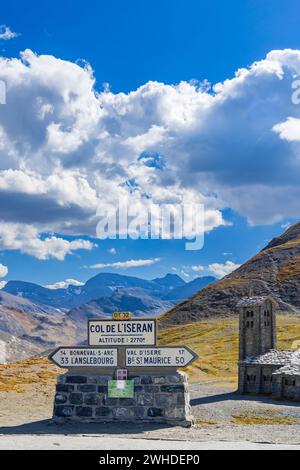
[0,272,217,360]
[159,222,300,328]
[3,272,214,311]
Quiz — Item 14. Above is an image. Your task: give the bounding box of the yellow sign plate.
[112,311,132,321]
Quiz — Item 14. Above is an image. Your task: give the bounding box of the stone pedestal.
[53,371,194,427]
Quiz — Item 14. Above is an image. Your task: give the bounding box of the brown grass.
[158,315,300,384]
[277,257,300,281]
[0,357,61,393]
[232,410,299,426]
[195,418,222,426]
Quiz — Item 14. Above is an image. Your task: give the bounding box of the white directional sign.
[125,347,198,368]
[88,319,157,346]
[49,347,118,368]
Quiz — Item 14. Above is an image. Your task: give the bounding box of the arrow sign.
[49,347,118,368]
[125,346,198,368]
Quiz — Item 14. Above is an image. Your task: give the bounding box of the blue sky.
[0,0,299,287]
[1,0,300,91]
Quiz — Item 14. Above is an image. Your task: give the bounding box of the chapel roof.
[241,349,300,366]
[274,362,300,377]
[237,296,278,308]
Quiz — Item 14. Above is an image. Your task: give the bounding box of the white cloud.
[192,260,240,278]
[107,248,117,255]
[207,261,241,279]
[0,222,94,260]
[191,265,205,272]
[0,280,7,289]
[90,258,160,269]
[45,278,84,289]
[0,49,226,250]
[0,263,8,278]
[0,25,19,41]
[0,48,299,259]
[273,117,300,142]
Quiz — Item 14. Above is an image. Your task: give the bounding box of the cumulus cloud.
[45,278,84,289]
[273,117,300,142]
[192,260,240,278]
[0,263,8,278]
[0,25,19,41]
[0,48,299,259]
[207,261,241,279]
[0,280,7,289]
[0,222,94,260]
[90,258,160,269]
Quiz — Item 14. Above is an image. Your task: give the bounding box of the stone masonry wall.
[53,371,194,427]
[239,364,300,401]
[272,373,300,401]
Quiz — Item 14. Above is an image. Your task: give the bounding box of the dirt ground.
[0,372,299,447]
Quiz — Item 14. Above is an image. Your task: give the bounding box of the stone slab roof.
[241,350,300,366]
[237,296,277,308]
[274,363,300,377]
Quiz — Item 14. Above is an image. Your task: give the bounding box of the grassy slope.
[0,357,60,393]
[0,315,299,394]
[159,314,300,385]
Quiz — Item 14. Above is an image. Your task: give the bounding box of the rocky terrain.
[0,331,41,363]
[160,222,300,327]
[0,291,76,362]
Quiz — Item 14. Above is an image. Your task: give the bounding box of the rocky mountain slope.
[0,291,76,362]
[159,222,300,328]
[0,330,42,363]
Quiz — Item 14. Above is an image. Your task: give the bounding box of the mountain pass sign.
[88,319,157,346]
